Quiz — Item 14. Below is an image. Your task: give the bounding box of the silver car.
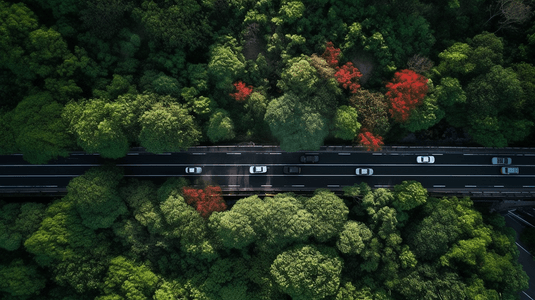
[356,168,373,176]
[185,167,202,174]
[492,157,512,165]
[501,167,519,175]
[417,156,435,163]
[249,166,267,174]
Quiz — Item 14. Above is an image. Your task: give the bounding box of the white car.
[501,167,519,175]
[417,156,435,164]
[185,167,202,174]
[356,168,373,176]
[249,166,267,174]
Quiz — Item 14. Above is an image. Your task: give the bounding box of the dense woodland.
[1,0,535,163]
[1,0,534,299]
[0,166,530,299]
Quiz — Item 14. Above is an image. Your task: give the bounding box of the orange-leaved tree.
[230,81,253,101]
[182,185,227,219]
[321,41,341,67]
[385,69,428,123]
[321,42,362,93]
[358,130,384,151]
[335,62,362,93]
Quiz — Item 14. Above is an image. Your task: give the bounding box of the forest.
[0,166,530,299]
[1,0,534,298]
[1,0,535,163]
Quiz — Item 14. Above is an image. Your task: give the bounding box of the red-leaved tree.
[182,186,227,219]
[230,81,253,101]
[385,69,428,123]
[358,130,384,151]
[335,62,362,93]
[321,42,341,67]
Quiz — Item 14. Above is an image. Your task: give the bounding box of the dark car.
[283,166,301,174]
[300,155,319,163]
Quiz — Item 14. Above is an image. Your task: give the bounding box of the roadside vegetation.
[0,166,529,299]
[1,0,535,164]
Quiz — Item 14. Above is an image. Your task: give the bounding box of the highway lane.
[1,148,534,193]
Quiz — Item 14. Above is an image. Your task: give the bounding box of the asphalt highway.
[1,148,535,193]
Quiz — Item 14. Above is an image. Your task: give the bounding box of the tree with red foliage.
[321,42,341,67]
[335,62,362,93]
[358,131,384,151]
[229,81,253,101]
[385,69,429,123]
[182,186,227,219]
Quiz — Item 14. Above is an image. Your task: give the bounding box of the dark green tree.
[271,244,343,300]
[67,166,127,230]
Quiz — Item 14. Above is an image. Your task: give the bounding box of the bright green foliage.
[147,49,186,79]
[271,244,343,300]
[208,37,245,92]
[401,94,445,132]
[206,109,236,143]
[277,57,319,96]
[436,42,475,76]
[209,210,257,250]
[100,256,159,300]
[228,194,313,252]
[132,0,212,50]
[67,166,127,230]
[305,190,349,242]
[139,102,201,153]
[9,92,73,164]
[0,259,46,297]
[393,180,427,211]
[153,279,189,300]
[332,105,361,140]
[159,194,207,244]
[63,98,130,158]
[264,94,329,152]
[0,202,45,251]
[337,221,373,255]
[24,197,104,267]
[436,32,503,78]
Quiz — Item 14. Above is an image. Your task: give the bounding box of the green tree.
[99,256,159,300]
[9,92,73,164]
[67,166,127,230]
[0,259,46,298]
[132,0,212,51]
[332,105,361,140]
[139,102,201,153]
[337,221,373,255]
[277,57,319,96]
[63,98,130,158]
[0,202,46,251]
[264,93,329,152]
[24,197,107,268]
[393,180,428,211]
[209,210,257,250]
[271,244,343,300]
[305,190,349,242]
[206,108,236,143]
[208,37,245,93]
